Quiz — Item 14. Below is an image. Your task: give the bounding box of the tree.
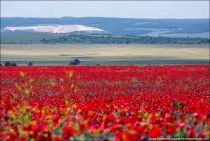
[28,62,33,66]
[69,58,80,65]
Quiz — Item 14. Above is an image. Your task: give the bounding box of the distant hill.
[1,17,209,37]
[1,17,209,44]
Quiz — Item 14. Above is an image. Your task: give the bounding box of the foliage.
[40,34,210,44]
[69,58,80,65]
[28,62,33,66]
[4,61,17,66]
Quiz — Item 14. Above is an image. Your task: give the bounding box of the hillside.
[1,17,209,44]
[1,17,209,36]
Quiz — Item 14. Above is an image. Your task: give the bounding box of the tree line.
[40,34,210,44]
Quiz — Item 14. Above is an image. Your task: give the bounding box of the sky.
[1,1,209,19]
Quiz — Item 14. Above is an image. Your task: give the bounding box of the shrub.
[11,63,17,66]
[69,58,80,65]
[4,61,17,66]
[28,62,33,66]
[4,61,11,66]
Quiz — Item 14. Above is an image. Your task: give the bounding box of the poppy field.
[0,65,210,141]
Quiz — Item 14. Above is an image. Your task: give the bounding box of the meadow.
[0,65,209,140]
[1,44,209,65]
[1,2,210,141]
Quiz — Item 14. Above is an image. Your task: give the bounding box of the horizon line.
[1,16,210,20]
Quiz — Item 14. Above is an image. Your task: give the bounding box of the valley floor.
[1,44,209,65]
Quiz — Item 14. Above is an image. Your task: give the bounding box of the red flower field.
[0,65,209,141]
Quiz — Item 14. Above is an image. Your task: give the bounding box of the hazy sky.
[1,1,209,19]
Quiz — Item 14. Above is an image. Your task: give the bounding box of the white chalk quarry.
[4,25,104,33]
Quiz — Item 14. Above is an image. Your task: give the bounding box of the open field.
[1,44,209,65]
[0,65,209,140]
